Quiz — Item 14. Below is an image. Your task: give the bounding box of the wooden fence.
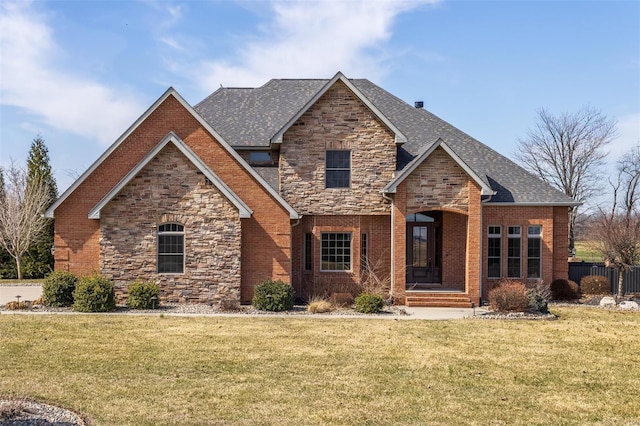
[568,262,640,294]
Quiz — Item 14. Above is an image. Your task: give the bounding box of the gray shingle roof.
[194,77,577,205]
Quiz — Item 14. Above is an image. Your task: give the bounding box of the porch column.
[465,181,482,306]
[392,184,407,304]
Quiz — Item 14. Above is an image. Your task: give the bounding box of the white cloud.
[167,0,437,91]
[0,1,145,145]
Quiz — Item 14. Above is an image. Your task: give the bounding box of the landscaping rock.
[619,300,639,310]
[599,296,617,308]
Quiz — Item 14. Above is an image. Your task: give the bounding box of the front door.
[406,212,442,284]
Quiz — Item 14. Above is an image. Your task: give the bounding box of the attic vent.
[414,101,424,109]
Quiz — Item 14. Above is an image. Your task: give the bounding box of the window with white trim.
[158,223,184,273]
[321,232,352,271]
[325,150,350,188]
[487,226,501,278]
[527,226,542,278]
[507,226,521,278]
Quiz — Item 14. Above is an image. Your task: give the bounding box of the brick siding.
[481,205,568,301]
[53,94,292,304]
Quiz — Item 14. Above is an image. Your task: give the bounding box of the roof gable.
[88,132,252,219]
[45,88,300,219]
[270,71,407,145]
[383,138,495,196]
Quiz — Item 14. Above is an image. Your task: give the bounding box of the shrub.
[550,279,580,300]
[580,275,611,295]
[42,271,78,307]
[307,296,333,314]
[219,298,241,312]
[525,281,550,313]
[252,280,294,312]
[5,301,28,310]
[488,282,529,312]
[354,293,384,314]
[73,275,116,312]
[127,281,160,309]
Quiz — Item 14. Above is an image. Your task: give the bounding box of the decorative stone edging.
[0,398,87,425]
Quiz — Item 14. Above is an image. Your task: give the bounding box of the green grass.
[1,308,639,425]
[574,241,603,262]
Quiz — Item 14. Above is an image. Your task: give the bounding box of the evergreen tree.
[0,169,17,278]
[22,135,58,278]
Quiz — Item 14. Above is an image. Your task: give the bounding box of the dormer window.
[325,150,350,188]
[249,151,272,166]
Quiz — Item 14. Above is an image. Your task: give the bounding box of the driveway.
[0,285,43,305]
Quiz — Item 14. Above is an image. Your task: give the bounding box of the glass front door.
[406,213,441,284]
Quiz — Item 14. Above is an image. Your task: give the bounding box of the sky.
[0,0,638,196]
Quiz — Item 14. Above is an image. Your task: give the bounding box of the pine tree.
[22,135,58,278]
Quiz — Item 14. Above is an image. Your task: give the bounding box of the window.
[321,233,352,271]
[158,223,184,273]
[325,150,350,188]
[527,226,542,278]
[507,226,521,278]
[249,151,271,165]
[361,233,368,271]
[487,226,501,278]
[304,233,313,271]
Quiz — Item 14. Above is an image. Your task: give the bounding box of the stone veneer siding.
[99,143,242,304]
[405,147,470,213]
[280,80,396,215]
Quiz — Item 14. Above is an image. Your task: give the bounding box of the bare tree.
[0,162,53,280]
[515,106,618,253]
[592,146,640,299]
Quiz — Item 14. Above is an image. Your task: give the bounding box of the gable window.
[321,232,352,271]
[304,233,313,271]
[249,151,271,165]
[507,226,521,278]
[527,226,542,278]
[158,223,184,273]
[487,226,501,279]
[325,150,351,188]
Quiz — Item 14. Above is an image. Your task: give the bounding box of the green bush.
[252,280,294,312]
[354,293,384,314]
[525,281,550,313]
[527,288,548,313]
[580,275,610,295]
[127,281,160,309]
[489,282,529,312]
[550,279,580,300]
[42,271,78,307]
[73,275,116,312]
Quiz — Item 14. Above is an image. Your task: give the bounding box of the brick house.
[45,72,578,307]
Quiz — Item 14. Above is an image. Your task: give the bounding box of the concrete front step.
[405,293,473,308]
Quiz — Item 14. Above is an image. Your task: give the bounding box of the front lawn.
[1,307,639,425]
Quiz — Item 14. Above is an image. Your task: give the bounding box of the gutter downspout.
[382,191,394,302]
